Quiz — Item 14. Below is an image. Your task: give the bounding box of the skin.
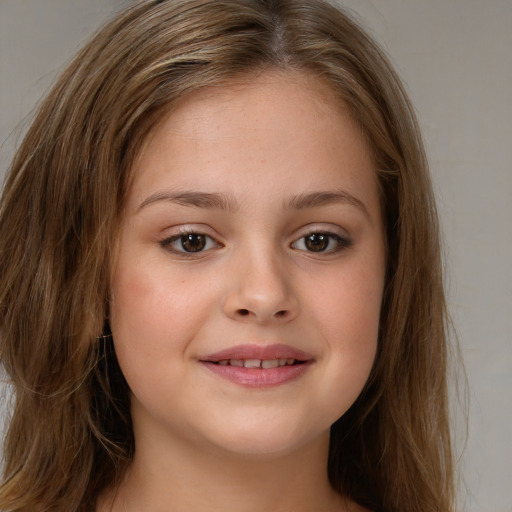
[103,71,385,512]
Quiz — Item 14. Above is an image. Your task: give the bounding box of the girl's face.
[110,72,386,457]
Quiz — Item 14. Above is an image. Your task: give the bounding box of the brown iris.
[304,233,330,252]
[180,233,207,252]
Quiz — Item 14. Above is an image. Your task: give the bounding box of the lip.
[200,343,314,362]
[199,343,314,388]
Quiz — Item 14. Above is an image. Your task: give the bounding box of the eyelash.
[291,231,352,254]
[159,230,220,257]
[159,230,352,256]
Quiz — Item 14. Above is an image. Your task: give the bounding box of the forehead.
[126,70,378,215]
[134,69,362,162]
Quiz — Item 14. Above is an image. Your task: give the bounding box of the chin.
[197,418,329,459]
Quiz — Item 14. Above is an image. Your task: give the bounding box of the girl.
[0,1,455,511]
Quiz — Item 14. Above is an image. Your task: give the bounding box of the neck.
[99,426,348,512]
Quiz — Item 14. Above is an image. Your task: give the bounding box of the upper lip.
[200,343,314,362]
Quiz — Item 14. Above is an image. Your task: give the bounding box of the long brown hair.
[0,1,454,510]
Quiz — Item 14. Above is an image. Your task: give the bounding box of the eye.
[291,232,351,253]
[161,232,219,254]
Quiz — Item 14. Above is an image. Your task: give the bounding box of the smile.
[199,344,314,387]
[216,358,299,368]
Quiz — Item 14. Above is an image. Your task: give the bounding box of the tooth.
[262,359,279,369]
[286,358,295,365]
[244,359,261,368]
[278,358,287,366]
[218,360,228,366]
[230,359,244,367]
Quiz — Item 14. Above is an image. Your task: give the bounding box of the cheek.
[109,261,196,407]
[310,256,384,335]
[304,257,384,399]
[109,254,223,374]
[110,261,174,369]
[111,267,164,346]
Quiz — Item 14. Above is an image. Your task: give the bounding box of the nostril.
[232,308,291,320]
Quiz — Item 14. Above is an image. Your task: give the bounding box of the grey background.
[1,1,511,510]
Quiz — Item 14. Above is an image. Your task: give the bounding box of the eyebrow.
[137,189,369,218]
[137,191,238,212]
[286,190,370,218]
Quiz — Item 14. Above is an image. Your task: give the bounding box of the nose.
[223,249,299,325]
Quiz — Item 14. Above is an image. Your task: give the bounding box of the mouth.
[214,358,305,368]
[199,344,313,388]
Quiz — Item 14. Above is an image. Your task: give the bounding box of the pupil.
[305,233,329,252]
[182,234,206,252]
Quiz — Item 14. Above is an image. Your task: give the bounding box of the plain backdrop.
[1,1,511,511]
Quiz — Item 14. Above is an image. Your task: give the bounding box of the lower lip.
[201,362,312,388]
